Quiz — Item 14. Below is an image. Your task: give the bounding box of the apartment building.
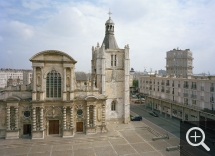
[166,48,193,77]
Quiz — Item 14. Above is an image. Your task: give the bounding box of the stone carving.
[97,107,102,122]
[45,106,62,118]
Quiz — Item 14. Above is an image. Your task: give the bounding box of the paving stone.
[94,146,117,156]
[52,144,73,151]
[131,142,155,153]
[51,150,73,156]
[109,138,128,145]
[140,151,162,156]
[28,152,50,156]
[159,150,180,156]
[112,144,137,155]
[73,148,94,156]
[73,142,92,150]
[123,135,144,143]
[4,147,30,156]
[148,140,171,151]
[29,145,52,153]
[92,140,110,147]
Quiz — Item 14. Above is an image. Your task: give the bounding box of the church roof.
[75,72,88,81]
[102,34,118,49]
[105,18,114,24]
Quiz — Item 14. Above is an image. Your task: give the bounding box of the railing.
[172,91,174,94]
[161,89,164,92]
[149,81,152,84]
[201,86,204,91]
[149,87,152,90]
[166,83,169,86]
[184,102,188,105]
[191,94,197,99]
[161,82,164,85]
[184,93,188,97]
[166,90,170,93]
[211,87,214,92]
[172,84,174,87]
[184,85,189,89]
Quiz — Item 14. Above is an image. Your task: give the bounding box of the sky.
[0,0,215,74]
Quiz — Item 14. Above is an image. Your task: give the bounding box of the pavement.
[0,120,180,156]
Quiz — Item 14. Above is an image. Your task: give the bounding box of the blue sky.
[0,0,215,74]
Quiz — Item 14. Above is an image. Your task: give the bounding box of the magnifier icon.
[186,127,210,151]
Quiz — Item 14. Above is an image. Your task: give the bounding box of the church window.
[46,70,61,98]
[111,101,116,111]
[111,55,117,67]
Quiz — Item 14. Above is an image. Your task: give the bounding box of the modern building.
[0,16,130,139]
[166,48,193,77]
[138,74,215,125]
[0,68,32,89]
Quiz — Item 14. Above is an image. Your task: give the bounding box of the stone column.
[64,68,66,92]
[33,67,36,91]
[102,103,106,125]
[6,107,10,130]
[63,107,66,129]
[40,107,43,130]
[70,67,73,91]
[93,105,96,127]
[15,107,18,130]
[32,107,36,131]
[70,106,73,128]
[40,67,43,92]
[86,105,89,127]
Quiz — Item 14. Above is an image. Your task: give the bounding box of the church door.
[23,124,31,135]
[76,122,83,132]
[49,120,59,134]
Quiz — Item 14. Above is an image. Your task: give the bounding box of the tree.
[133,80,138,88]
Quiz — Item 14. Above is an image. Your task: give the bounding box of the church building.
[0,16,130,139]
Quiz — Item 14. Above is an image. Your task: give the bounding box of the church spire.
[102,11,118,49]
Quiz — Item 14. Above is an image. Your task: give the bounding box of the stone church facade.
[0,17,130,139]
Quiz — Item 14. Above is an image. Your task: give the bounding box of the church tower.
[91,13,130,124]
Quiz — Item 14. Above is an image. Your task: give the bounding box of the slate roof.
[102,34,118,50]
[75,72,88,81]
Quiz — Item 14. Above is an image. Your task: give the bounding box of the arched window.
[111,101,116,111]
[46,70,61,98]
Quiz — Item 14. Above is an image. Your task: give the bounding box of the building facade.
[0,17,130,139]
[166,48,193,77]
[138,74,215,125]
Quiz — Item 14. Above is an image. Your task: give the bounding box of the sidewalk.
[0,122,180,156]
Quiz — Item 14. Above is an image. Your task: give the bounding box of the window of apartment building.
[191,82,197,89]
[192,100,196,105]
[46,70,61,98]
[184,90,188,97]
[191,91,197,99]
[210,94,214,103]
[178,81,180,87]
[184,81,189,88]
[184,98,188,105]
[211,83,214,92]
[111,54,117,66]
[166,80,169,86]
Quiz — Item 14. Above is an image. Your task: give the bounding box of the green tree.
[133,80,138,88]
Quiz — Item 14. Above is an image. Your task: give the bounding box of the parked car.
[131,115,142,121]
[149,111,158,117]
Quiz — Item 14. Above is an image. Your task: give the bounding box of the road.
[131,103,181,138]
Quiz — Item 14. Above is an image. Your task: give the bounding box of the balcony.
[166,90,170,93]
[172,91,174,94]
[201,86,204,91]
[172,84,174,87]
[149,81,152,84]
[161,82,164,85]
[191,85,197,90]
[184,102,188,105]
[210,97,214,103]
[157,82,159,85]
[211,87,214,92]
[149,87,152,90]
[184,93,188,97]
[201,96,204,100]
[161,89,164,92]
[146,81,148,84]
[178,84,180,88]
[184,85,189,89]
[166,83,169,86]
[191,94,197,99]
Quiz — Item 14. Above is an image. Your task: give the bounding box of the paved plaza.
[0,121,180,156]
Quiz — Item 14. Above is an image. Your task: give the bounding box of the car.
[131,115,142,121]
[149,111,158,117]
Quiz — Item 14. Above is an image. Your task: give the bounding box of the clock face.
[77,109,83,115]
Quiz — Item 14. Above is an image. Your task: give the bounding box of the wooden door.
[49,120,59,134]
[23,124,31,135]
[76,122,83,132]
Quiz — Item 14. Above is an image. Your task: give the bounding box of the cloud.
[0,0,215,74]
